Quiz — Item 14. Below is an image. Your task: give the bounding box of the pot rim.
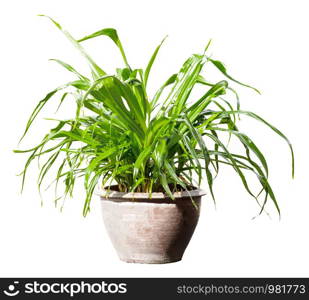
[96,184,207,200]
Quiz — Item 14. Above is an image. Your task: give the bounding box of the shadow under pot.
[99,186,206,264]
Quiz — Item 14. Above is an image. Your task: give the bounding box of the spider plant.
[15,16,294,216]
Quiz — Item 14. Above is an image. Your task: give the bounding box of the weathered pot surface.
[99,186,206,264]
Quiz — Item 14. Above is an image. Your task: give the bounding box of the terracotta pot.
[99,186,206,264]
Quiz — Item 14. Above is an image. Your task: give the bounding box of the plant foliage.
[15,16,294,216]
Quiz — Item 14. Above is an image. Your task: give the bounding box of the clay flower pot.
[99,186,206,264]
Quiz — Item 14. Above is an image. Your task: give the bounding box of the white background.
[1,0,308,277]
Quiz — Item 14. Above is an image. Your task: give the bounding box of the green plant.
[15,16,294,216]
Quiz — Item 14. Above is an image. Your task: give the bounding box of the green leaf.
[133,146,153,181]
[39,15,105,78]
[203,132,258,202]
[160,173,173,199]
[208,58,261,94]
[78,27,130,69]
[151,73,177,108]
[144,36,167,88]
[19,88,59,142]
[165,54,206,116]
[49,59,89,81]
[85,147,120,187]
[213,110,294,178]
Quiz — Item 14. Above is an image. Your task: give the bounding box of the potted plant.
[15,16,294,264]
